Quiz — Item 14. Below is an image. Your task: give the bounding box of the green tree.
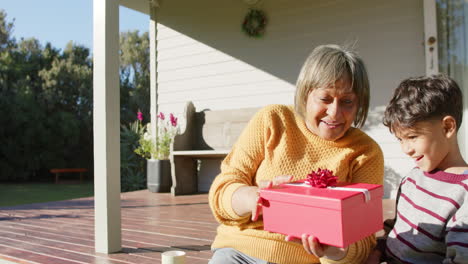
[0,10,94,180]
[119,30,150,191]
[0,10,14,52]
[0,10,150,189]
[120,30,150,124]
[38,41,93,172]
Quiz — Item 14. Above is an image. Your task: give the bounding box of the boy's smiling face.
[394,119,451,172]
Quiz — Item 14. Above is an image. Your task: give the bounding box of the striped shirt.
[385,168,468,264]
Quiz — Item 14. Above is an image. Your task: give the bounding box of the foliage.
[135,112,179,160]
[120,30,150,125]
[119,30,151,191]
[120,120,147,192]
[0,10,15,52]
[0,10,150,184]
[0,10,93,181]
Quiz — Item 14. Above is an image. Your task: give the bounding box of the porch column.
[93,0,121,253]
[423,0,438,75]
[150,2,159,146]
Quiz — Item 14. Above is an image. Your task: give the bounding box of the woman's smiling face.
[304,76,358,141]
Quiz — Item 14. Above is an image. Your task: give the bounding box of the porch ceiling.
[119,0,151,15]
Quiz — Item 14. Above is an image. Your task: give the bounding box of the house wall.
[154,0,426,197]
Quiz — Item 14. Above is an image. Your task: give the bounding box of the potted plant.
[135,111,179,192]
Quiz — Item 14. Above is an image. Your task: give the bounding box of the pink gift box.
[259,181,383,248]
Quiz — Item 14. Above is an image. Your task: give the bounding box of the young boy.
[367,74,468,263]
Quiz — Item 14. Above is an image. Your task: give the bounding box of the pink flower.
[137,111,143,121]
[170,113,178,127]
[305,168,338,188]
[158,112,165,120]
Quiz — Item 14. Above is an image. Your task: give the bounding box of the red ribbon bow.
[305,168,338,188]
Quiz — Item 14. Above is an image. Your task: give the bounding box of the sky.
[0,0,149,52]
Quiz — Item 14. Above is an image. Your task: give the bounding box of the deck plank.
[0,190,216,264]
[0,190,396,264]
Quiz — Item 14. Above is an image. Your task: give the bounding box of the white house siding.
[154,0,425,198]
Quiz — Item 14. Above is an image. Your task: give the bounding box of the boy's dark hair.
[383,74,463,132]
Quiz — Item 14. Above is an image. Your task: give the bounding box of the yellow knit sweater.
[208,104,384,264]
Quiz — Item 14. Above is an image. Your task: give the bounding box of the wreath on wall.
[242,9,267,38]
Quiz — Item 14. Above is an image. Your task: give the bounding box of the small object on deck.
[50,168,88,184]
[162,250,186,264]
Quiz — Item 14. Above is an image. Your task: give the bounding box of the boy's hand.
[285,234,348,260]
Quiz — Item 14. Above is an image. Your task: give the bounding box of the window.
[436,0,468,158]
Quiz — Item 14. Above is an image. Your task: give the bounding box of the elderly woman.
[208,44,384,264]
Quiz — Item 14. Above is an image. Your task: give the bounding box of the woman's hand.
[285,234,348,261]
[253,175,293,221]
[232,175,293,221]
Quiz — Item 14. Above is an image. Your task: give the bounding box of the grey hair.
[294,44,370,128]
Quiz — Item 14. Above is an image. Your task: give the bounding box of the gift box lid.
[260,181,383,210]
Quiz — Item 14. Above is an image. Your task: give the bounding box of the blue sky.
[0,0,149,51]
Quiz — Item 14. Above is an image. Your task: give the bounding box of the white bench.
[170,101,260,195]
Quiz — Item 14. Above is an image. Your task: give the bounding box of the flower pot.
[147,159,172,193]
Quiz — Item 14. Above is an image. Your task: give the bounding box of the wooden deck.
[0,190,217,264]
[0,190,396,264]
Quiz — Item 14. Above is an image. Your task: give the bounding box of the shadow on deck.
[0,190,396,264]
[0,190,216,264]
